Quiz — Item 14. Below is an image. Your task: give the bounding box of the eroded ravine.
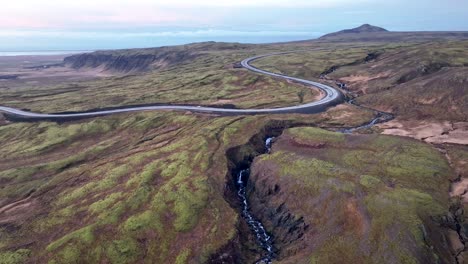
[217,104,396,263]
[220,99,467,264]
[213,121,295,263]
[237,165,275,263]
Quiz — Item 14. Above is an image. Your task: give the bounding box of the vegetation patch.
[250,127,453,263]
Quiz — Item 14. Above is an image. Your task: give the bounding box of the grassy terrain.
[0,43,323,113]
[253,41,468,122]
[249,127,455,263]
[0,39,464,264]
[0,105,372,263]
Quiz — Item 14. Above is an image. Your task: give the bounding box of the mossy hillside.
[41,128,222,263]
[357,67,468,121]
[0,39,461,263]
[286,126,345,144]
[251,41,468,122]
[0,41,420,116]
[336,41,468,121]
[0,140,117,201]
[0,112,233,263]
[0,110,349,263]
[251,47,371,80]
[0,249,31,264]
[0,119,117,160]
[280,128,450,198]
[0,44,320,114]
[253,127,452,263]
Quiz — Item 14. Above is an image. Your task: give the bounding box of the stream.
[235,92,395,263]
[339,107,394,133]
[232,71,396,263]
[235,137,276,264]
[338,95,394,134]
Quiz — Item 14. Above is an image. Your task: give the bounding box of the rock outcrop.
[63,42,253,74]
[63,48,198,73]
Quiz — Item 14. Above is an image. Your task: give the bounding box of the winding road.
[0,53,343,121]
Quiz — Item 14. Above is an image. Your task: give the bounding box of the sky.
[1,0,468,51]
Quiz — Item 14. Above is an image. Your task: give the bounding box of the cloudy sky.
[1,0,467,51]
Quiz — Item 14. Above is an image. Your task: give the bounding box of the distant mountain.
[320,24,388,39]
[318,24,468,42]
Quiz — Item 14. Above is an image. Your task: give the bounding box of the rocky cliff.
[63,49,198,73]
[63,42,253,73]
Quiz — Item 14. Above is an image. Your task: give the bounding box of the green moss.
[365,188,445,248]
[257,127,451,263]
[161,151,191,178]
[58,164,129,205]
[122,210,162,232]
[5,120,114,155]
[263,151,337,182]
[57,245,80,263]
[0,167,39,182]
[45,152,88,172]
[287,127,345,144]
[106,238,140,264]
[360,175,381,188]
[57,181,99,206]
[98,201,126,224]
[46,224,95,252]
[140,162,159,184]
[0,249,30,264]
[126,185,152,211]
[172,188,207,232]
[89,192,123,215]
[34,205,77,232]
[97,164,130,188]
[175,248,191,264]
[398,253,418,264]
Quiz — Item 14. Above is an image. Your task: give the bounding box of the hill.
[63,42,254,73]
[320,24,388,39]
[318,24,468,42]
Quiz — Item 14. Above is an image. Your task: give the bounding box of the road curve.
[0,53,344,121]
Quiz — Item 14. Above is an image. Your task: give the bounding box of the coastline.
[0,50,92,57]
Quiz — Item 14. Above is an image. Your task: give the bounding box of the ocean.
[0,51,91,56]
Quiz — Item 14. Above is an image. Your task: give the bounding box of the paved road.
[0,53,344,121]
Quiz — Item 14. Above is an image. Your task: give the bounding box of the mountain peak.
[353,24,388,33]
[320,24,389,39]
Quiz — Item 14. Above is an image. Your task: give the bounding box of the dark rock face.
[0,113,8,125]
[247,180,309,259]
[214,121,310,263]
[0,75,19,80]
[396,62,450,84]
[232,62,243,69]
[63,50,199,73]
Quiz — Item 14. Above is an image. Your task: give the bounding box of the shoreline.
[0,50,92,57]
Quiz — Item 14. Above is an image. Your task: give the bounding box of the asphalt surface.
[0,53,344,121]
